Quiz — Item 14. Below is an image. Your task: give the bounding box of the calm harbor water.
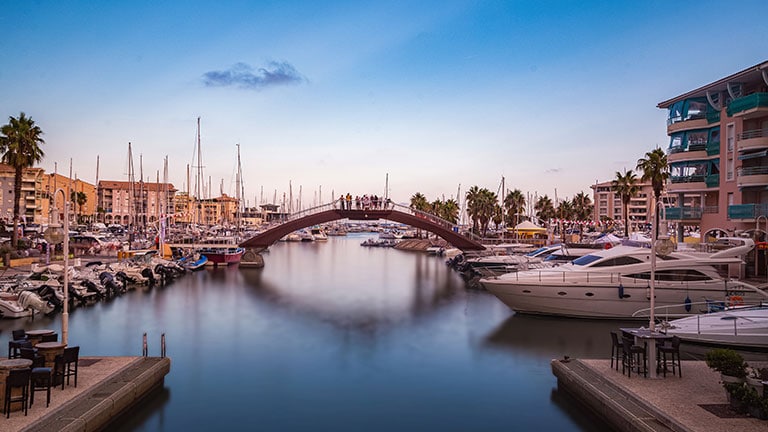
[2,234,647,431]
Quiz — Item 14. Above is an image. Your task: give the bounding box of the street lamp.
[45,189,70,345]
[648,200,670,379]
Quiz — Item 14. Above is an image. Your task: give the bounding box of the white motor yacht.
[0,291,32,318]
[310,226,328,241]
[661,303,768,349]
[480,239,768,319]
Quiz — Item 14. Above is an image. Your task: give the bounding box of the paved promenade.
[2,356,170,432]
[552,358,767,432]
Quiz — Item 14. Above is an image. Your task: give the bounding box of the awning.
[738,150,768,160]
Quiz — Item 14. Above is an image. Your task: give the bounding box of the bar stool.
[621,337,647,378]
[657,336,682,377]
[609,331,622,371]
[3,368,31,417]
[7,330,28,359]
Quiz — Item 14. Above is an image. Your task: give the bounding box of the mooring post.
[161,333,166,358]
[142,332,148,357]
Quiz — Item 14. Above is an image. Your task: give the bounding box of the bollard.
[142,332,148,357]
[161,333,166,358]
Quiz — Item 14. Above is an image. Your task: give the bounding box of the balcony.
[668,148,707,163]
[728,203,768,220]
[727,93,768,119]
[667,118,709,134]
[669,175,709,192]
[736,166,768,188]
[664,206,702,221]
[738,128,768,151]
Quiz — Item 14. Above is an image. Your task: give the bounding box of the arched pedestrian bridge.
[239,202,485,252]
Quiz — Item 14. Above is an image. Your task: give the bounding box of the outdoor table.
[35,342,67,369]
[620,327,673,378]
[0,358,33,412]
[25,329,55,347]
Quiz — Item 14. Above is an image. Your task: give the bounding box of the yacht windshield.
[525,247,550,257]
[572,254,602,266]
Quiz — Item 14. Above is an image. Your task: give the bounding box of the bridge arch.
[240,203,485,252]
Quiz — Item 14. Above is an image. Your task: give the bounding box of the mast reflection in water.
[1,234,614,431]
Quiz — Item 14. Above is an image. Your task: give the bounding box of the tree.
[410,192,430,238]
[612,169,639,237]
[0,112,45,248]
[503,189,526,227]
[534,195,556,225]
[71,191,87,223]
[636,147,669,238]
[571,191,593,221]
[465,186,482,234]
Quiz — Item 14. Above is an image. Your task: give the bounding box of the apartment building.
[97,180,176,227]
[46,173,96,224]
[591,179,655,232]
[0,164,47,225]
[657,60,768,241]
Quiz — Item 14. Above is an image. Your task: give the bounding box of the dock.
[551,358,766,432]
[2,356,170,431]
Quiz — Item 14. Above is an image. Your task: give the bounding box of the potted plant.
[705,348,747,383]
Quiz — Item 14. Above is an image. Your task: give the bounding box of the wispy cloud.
[544,168,561,174]
[202,61,306,90]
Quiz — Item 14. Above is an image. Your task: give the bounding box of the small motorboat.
[662,303,768,350]
[179,254,208,271]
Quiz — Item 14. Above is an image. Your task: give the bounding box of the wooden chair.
[3,368,31,417]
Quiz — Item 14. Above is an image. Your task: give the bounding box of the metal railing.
[739,128,768,140]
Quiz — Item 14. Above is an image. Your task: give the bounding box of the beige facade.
[0,164,47,225]
[172,192,242,226]
[46,173,96,224]
[591,180,655,232]
[97,180,176,227]
[657,60,768,241]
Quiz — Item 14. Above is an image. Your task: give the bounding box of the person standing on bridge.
[346,193,352,210]
[339,195,346,210]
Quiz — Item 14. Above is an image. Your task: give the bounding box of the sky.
[2,0,768,210]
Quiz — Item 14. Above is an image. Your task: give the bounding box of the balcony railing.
[727,93,768,116]
[670,175,706,184]
[728,203,768,220]
[739,128,768,140]
[706,109,720,124]
[705,174,719,187]
[737,166,768,176]
[664,206,702,220]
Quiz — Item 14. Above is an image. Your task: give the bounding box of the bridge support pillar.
[240,248,265,268]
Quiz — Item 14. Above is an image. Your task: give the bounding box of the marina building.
[591,180,655,233]
[97,180,176,227]
[0,164,47,225]
[657,60,768,241]
[47,173,96,225]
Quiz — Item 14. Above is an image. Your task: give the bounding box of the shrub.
[705,348,748,378]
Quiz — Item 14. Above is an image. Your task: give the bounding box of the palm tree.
[612,169,639,237]
[534,195,556,225]
[465,186,482,234]
[636,147,669,238]
[503,189,526,227]
[71,191,87,223]
[477,188,498,237]
[0,112,45,248]
[439,198,459,224]
[572,191,593,221]
[410,192,430,238]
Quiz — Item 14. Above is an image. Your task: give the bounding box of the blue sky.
[2,1,767,209]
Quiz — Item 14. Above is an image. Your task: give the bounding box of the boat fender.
[618,283,624,299]
[684,295,692,312]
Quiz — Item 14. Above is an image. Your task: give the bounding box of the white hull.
[0,296,32,319]
[483,273,766,320]
[663,306,768,349]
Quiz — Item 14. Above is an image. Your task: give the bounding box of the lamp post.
[648,199,667,379]
[43,189,69,345]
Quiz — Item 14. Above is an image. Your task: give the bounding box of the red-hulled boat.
[199,247,245,267]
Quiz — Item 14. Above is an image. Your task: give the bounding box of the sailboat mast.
[195,117,203,226]
[127,142,135,231]
[236,144,242,235]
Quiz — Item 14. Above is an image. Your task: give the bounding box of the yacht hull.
[482,275,764,320]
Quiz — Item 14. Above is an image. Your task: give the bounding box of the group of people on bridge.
[337,193,392,211]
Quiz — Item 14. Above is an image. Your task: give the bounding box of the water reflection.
[484,314,638,359]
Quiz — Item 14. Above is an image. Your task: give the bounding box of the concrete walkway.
[1,356,170,432]
[552,358,766,432]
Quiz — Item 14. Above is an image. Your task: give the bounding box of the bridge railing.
[259,200,484,244]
